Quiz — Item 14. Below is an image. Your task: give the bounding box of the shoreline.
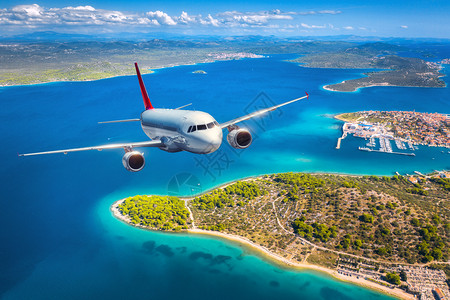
[323,82,446,92]
[0,55,266,88]
[110,198,413,300]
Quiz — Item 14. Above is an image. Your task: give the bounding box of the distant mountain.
[2,31,449,44]
[0,31,99,42]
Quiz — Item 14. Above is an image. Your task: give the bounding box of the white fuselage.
[140,109,223,154]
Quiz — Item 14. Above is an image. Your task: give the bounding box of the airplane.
[19,63,309,172]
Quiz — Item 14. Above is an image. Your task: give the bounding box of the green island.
[112,172,450,300]
[192,70,207,74]
[289,43,445,92]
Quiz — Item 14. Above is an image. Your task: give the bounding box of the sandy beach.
[110,198,414,300]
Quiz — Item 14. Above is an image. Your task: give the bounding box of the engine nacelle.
[122,151,145,172]
[227,128,252,149]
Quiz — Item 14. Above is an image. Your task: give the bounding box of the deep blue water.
[1,53,450,299]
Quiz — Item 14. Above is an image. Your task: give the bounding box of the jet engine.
[122,151,145,172]
[227,128,252,149]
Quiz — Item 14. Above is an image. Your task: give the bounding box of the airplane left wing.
[18,140,164,157]
[220,93,308,129]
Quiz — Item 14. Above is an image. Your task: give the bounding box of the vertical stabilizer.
[134,63,154,110]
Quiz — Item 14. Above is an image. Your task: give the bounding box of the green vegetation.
[289,42,445,92]
[323,55,445,92]
[360,213,374,223]
[113,171,449,273]
[431,178,450,192]
[191,181,266,210]
[292,218,337,243]
[118,195,190,231]
[274,172,324,190]
[385,272,401,285]
[189,173,449,265]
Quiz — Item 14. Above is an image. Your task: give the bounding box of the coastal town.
[209,52,265,60]
[336,111,450,155]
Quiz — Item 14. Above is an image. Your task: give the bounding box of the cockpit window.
[188,122,218,133]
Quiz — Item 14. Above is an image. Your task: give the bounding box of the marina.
[338,122,417,156]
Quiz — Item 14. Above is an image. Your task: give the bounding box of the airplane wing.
[219,93,308,129]
[18,140,164,157]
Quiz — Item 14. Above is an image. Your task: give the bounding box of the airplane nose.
[206,130,222,153]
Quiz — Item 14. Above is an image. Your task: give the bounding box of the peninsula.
[323,56,445,92]
[111,172,450,300]
[289,43,446,92]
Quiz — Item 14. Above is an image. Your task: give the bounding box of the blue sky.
[1,0,449,38]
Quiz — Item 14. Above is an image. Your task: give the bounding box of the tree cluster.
[118,195,189,231]
[192,181,266,210]
[292,217,337,243]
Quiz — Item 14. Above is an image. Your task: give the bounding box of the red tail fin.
[134,63,154,110]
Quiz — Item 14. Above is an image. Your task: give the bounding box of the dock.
[336,137,342,149]
[336,132,347,150]
[358,147,416,156]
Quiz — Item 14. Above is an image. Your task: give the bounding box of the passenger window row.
[187,121,219,133]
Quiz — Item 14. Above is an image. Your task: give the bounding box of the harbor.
[337,122,417,156]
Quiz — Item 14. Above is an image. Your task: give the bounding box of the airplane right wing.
[19,140,164,157]
[220,93,308,129]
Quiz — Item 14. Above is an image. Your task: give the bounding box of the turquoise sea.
[1,52,449,299]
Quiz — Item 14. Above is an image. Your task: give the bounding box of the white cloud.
[301,23,326,29]
[298,10,341,15]
[63,6,96,11]
[146,11,177,26]
[12,4,43,17]
[401,25,408,29]
[343,26,354,30]
[206,14,219,27]
[318,10,341,14]
[178,11,196,24]
[0,5,344,32]
[217,10,293,27]
[1,4,134,25]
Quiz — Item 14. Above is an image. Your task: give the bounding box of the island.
[111,172,450,300]
[323,56,445,92]
[192,70,207,74]
[289,43,446,92]
[335,111,450,152]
